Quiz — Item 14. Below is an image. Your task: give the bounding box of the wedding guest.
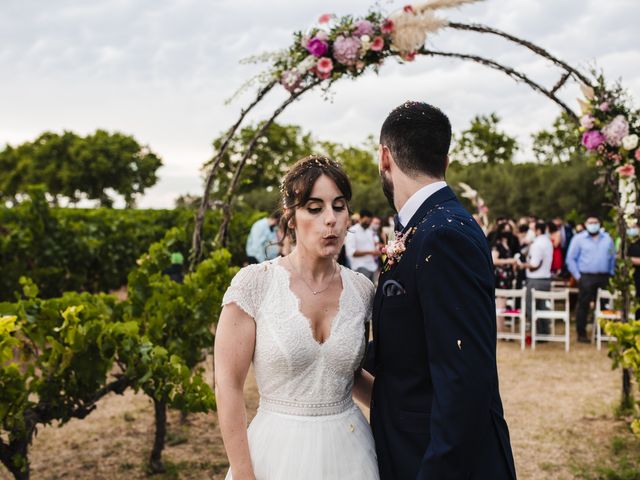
[566,215,616,343]
[548,221,564,277]
[491,225,517,332]
[518,221,554,335]
[245,212,282,264]
[345,209,381,282]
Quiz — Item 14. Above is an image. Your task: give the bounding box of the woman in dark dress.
[491,225,517,332]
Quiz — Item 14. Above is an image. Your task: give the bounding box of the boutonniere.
[382,227,417,273]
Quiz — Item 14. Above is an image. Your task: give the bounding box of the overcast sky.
[2,0,639,208]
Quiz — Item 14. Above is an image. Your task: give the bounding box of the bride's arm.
[353,321,374,405]
[214,303,257,480]
[353,367,374,406]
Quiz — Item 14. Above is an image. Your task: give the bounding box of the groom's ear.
[379,144,392,173]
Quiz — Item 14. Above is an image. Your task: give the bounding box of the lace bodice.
[222,258,375,416]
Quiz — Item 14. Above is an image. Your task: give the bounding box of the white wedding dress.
[222,258,380,479]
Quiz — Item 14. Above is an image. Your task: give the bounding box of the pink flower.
[370,36,385,51]
[280,69,302,93]
[318,13,333,24]
[383,227,416,271]
[401,51,417,62]
[580,115,595,129]
[636,148,640,162]
[381,18,395,34]
[353,19,374,37]
[306,36,329,57]
[403,5,415,13]
[581,130,606,151]
[617,164,635,177]
[602,115,630,147]
[332,35,361,66]
[599,102,610,112]
[314,57,333,79]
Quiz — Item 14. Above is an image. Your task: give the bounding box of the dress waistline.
[259,396,354,416]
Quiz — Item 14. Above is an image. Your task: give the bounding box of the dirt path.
[0,340,625,480]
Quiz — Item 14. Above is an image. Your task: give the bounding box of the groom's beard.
[380,172,396,212]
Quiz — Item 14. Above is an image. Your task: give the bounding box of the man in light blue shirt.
[566,215,616,343]
[245,212,281,264]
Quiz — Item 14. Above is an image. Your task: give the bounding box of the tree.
[69,130,162,207]
[450,113,518,164]
[0,130,162,207]
[531,112,583,164]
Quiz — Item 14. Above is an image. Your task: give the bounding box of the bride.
[214,155,380,479]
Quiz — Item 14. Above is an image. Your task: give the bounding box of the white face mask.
[586,223,601,235]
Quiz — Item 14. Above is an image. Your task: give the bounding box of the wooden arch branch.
[447,22,592,87]
[418,48,579,121]
[190,80,276,270]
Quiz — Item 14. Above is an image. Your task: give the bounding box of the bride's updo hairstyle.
[279,155,352,243]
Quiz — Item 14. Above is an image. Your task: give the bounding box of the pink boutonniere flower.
[382,227,416,272]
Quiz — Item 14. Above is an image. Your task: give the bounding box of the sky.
[2,0,639,208]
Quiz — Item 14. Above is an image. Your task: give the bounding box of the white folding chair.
[496,287,527,350]
[531,289,570,352]
[594,288,627,350]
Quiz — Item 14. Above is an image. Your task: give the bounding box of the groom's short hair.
[380,101,451,179]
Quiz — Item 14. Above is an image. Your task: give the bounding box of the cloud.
[1,0,639,208]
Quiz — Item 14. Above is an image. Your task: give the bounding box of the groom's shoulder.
[413,204,488,252]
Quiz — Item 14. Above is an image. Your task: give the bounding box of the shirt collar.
[398,181,447,227]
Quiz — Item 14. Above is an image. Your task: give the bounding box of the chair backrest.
[595,288,618,312]
[495,287,526,300]
[531,289,569,301]
[531,288,570,314]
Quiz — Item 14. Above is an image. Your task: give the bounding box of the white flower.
[359,35,372,56]
[623,134,639,151]
[298,55,318,74]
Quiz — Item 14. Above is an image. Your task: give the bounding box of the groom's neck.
[394,174,444,212]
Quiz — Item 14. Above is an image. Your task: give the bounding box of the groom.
[369,101,517,479]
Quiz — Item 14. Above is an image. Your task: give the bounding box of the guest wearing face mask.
[566,215,616,343]
[627,224,640,319]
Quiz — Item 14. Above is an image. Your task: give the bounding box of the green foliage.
[0,130,162,207]
[447,157,607,220]
[0,188,259,300]
[605,320,640,436]
[121,229,235,470]
[450,113,518,164]
[0,281,130,478]
[0,234,236,478]
[0,187,190,300]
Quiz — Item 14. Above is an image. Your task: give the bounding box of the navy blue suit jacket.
[369,186,517,480]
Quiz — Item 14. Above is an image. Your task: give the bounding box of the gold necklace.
[287,255,337,295]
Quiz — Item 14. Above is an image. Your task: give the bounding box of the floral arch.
[191,0,640,399]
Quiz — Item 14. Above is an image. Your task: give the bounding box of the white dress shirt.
[397,181,448,228]
[345,223,379,272]
[526,234,553,279]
